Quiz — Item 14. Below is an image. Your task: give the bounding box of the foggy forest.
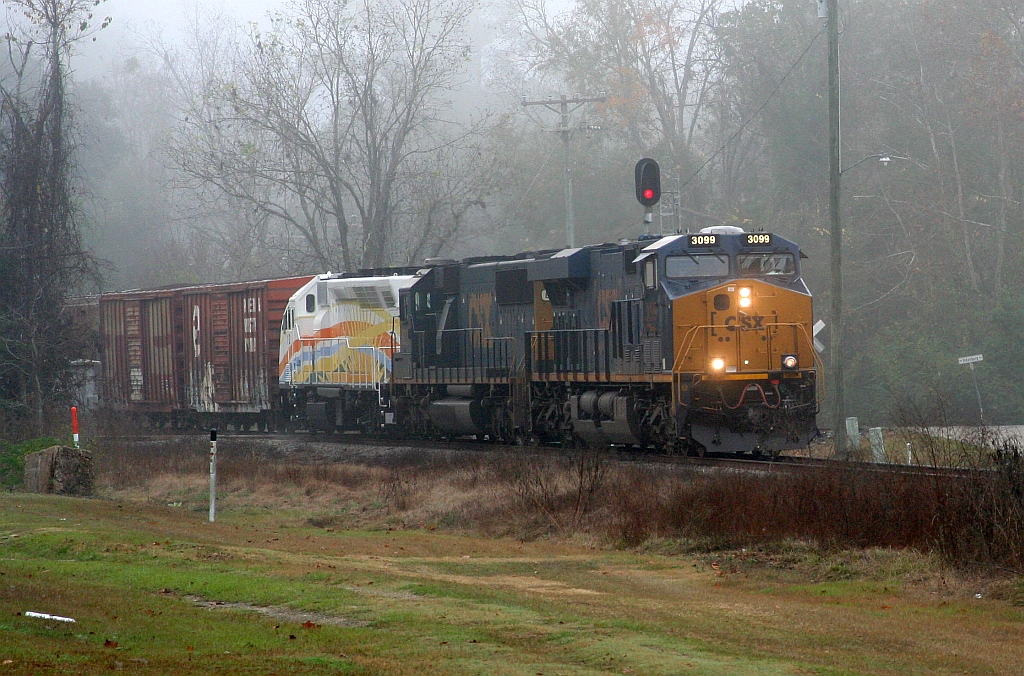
[3,0,1024,429]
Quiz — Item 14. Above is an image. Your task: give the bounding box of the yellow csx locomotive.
[369,224,821,455]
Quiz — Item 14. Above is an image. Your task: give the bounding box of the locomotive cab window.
[737,253,796,277]
[305,294,316,313]
[665,254,729,279]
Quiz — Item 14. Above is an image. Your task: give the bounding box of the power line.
[521,94,606,247]
[506,139,560,226]
[679,28,826,193]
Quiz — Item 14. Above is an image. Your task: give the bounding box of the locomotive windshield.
[666,254,729,278]
[737,253,796,277]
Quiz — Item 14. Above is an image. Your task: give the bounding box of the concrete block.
[868,427,885,463]
[23,446,93,496]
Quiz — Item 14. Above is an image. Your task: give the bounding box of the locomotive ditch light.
[781,354,798,371]
[711,358,725,371]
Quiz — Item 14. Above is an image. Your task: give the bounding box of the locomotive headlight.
[738,297,752,308]
[711,358,725,371]
[739,287,751,298]
[781,354,798,370]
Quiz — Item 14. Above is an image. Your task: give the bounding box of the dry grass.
[90,435,1024,574]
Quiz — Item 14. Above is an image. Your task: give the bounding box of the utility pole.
[826,0,845,458]
[521,93,606,247]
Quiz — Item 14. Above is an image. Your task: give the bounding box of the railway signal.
[635,158,661,207]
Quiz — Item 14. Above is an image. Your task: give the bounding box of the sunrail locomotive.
[281,226,820,455]
[278,272,418,431]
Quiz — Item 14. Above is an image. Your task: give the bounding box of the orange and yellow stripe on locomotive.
[279,274,418,389]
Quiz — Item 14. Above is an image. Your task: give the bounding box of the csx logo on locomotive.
[710,312,768,332]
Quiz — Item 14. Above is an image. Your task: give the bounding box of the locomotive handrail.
[525,328,611,381]
[297,336,387,389]
[417,327,516,382]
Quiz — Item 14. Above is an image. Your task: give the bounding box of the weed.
[87,432,1024,572]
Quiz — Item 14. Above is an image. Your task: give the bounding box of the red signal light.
[634,158,661,207]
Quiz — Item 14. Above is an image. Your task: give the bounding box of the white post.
[868,427,885,463]
[209,429,217,523]
[845,417,860,454]
[906,442,912,465]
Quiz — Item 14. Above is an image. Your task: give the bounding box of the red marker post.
[71,407,80,449]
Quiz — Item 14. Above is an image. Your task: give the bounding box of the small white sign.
[957,354,983,365]
[812,320,826,353]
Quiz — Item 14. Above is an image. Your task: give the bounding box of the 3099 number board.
[688,234,717,247]
[744,233,772,246]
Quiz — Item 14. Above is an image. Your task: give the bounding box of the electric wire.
[675,27,827,192]
[504,138,560,231]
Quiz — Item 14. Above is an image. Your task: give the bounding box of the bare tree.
[515,0,722,158]
[166,0,492,272]
[0,0,107,432]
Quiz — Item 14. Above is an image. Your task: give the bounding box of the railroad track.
[101,429,988,478]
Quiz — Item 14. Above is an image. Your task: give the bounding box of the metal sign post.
[957,354,985,424]
[209,429,218,522]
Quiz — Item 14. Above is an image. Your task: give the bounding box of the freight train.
[99,227,820,455]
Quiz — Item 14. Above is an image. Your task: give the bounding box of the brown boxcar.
[99,276,312,427]
[99,288,185,414]
[181,277,311,421]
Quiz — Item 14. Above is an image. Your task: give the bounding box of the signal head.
[635,158,661,207]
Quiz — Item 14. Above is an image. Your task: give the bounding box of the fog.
[5,0,1024,424]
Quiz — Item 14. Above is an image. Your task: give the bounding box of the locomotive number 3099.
[688,234,717,246]
[745,233,772,245]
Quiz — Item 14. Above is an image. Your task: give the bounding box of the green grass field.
[2,491,1023,675]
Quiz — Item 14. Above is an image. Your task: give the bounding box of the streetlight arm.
[841,153,887,174]
[841,153,911,174]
